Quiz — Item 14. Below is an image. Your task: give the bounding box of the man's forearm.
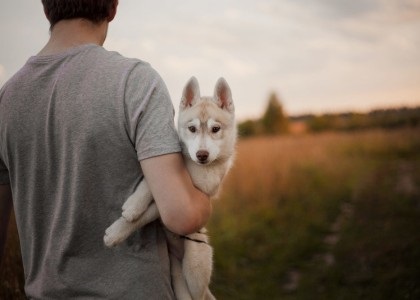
[140,153,212,236]
[0,184,13,268]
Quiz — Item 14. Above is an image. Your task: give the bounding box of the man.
[0,0,211,298]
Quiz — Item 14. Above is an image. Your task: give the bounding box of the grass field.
[1,127,420,299]
[207,127,420,299]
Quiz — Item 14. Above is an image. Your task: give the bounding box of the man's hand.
[0,184,13,268]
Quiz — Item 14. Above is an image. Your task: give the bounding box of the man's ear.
[107,0,119,22]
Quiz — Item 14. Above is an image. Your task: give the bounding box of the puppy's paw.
[103,217,134,247]
[121,196,148,222]
[122,206,141,223]
[103,232,119,248]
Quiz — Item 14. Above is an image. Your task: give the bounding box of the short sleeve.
[124,64,181,161]
[0,157,9,184]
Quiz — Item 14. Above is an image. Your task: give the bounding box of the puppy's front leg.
[122,179,153,222]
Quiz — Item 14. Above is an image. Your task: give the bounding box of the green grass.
[295,160,420,300]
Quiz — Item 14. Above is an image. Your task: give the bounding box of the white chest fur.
[186,158,232,198]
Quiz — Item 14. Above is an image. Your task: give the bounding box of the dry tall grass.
[218,128,419,209]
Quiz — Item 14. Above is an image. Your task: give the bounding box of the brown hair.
[41,0,118,28]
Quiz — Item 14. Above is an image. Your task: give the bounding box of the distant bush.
[237,119,261,137]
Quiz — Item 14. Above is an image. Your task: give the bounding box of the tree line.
[238,93,420,137]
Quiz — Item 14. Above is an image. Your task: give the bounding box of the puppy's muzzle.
[196,150,209,164]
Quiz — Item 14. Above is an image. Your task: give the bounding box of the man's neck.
[39,18,108,56]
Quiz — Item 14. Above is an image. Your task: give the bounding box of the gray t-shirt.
[0,44,181,299]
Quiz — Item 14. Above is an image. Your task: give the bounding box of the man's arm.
[0,184,13,268]
[140,153,212,236]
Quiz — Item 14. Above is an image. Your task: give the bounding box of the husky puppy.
[104,77,236,300]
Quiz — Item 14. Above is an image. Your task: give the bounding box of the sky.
[1,0,420,121]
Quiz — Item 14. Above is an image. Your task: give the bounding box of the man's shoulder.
[95,46,151,70]
[92,46,162,82]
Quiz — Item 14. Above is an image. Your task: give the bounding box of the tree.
[261,93,289,135]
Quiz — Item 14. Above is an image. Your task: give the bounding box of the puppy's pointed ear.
[214,77,234,113]
[180,77,200,110]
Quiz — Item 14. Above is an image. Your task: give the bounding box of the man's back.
[0,44,180,299]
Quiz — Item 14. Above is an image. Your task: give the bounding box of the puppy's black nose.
[196,150,209,163]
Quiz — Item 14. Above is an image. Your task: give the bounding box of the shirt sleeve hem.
[137,145,182,162]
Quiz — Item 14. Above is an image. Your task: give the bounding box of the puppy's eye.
[212,126,221,133]
[188,126,197,133]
